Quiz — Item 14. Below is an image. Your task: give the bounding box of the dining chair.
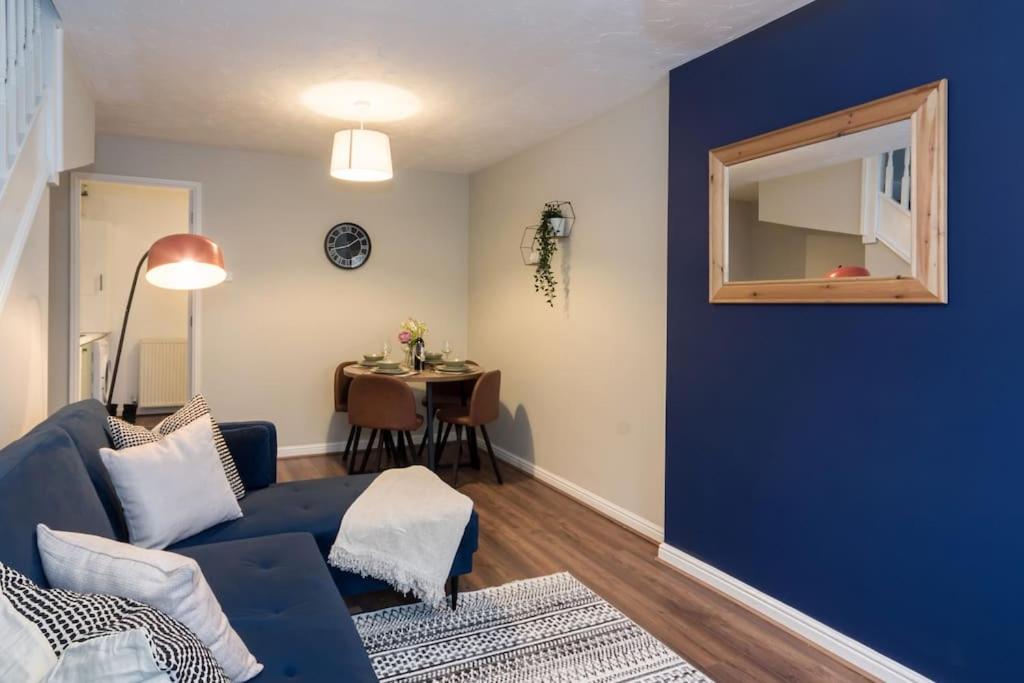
[348,374,423,473]
[418,360,477,462]
[334,361,359,470]
[435,370,503,487]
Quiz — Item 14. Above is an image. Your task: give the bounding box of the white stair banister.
[1,0,49,188]
[1,0,7,176]
[899,149,910,209]
[5,0,16,170]
[880,149,888,194]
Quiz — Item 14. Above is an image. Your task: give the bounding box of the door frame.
[68,172,204,407]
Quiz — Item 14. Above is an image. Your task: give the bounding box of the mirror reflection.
[727,120,912,282]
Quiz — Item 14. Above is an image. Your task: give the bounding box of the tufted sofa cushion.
[170,473,479,596]
[175,532,376,682]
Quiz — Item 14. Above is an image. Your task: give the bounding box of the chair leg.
[467,427,480,471]
[481,424,503,485]
[452,425,463,487]
[345,426,361,472]
[449,575,459,611]
[417,414,436,462]
[396,431,410,467]
[343,426,356,462]
[378,432,392,471]
[402,432,414,464]
[359,429,378,473]
[436,422,453,470]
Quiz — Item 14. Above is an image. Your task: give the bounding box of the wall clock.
[324,222,371,270]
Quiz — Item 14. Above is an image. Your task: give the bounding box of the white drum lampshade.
[330,129,393,182]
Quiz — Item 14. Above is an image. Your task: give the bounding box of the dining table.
[343,361,483,471]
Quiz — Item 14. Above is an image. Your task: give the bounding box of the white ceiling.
[730,120,912,199]
[54,0,813,174]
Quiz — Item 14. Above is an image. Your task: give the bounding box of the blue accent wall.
[666,1,1023,679]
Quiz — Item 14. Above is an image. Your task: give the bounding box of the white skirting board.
[485,441,664,543]
[278,442,349,458]
[278,433,424,458]
[657,543,931,683]
[278,438,370,458]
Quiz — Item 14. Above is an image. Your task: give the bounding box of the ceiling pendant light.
[330,101,393,182]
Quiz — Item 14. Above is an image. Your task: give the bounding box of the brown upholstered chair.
[436,370,503,487]
[417,361,477,461]
[334,362,359,467]
[348,374,423,473]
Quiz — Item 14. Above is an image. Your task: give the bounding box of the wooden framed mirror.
[709,80,946,303]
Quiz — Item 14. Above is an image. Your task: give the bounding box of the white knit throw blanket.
[328,466,473,608]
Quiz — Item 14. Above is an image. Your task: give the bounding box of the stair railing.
[1,0,46,190]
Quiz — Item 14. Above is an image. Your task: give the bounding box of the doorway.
[69,173,202,419]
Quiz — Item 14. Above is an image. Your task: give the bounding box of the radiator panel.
[138,339,187,408]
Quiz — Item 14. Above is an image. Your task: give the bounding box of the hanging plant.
[533,202,562,307]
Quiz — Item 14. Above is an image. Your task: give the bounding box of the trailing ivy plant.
[533,202,562,307]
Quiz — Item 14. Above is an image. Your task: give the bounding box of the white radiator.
[138,339,187,409]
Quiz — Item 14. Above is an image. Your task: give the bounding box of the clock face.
[324,222,371,270]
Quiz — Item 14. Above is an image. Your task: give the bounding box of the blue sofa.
[0,399,479,682]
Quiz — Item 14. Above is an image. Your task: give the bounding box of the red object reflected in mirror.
[826,265,871,279]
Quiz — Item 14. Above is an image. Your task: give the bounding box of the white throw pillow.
[0,592,55,683]
[99,414,242,549]
[44,629,170,683]
[38,525,263,682]
[106,394,246,500]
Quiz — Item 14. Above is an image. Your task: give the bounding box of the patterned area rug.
[353,572,713,682]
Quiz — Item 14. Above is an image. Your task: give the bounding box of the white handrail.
[1,0,48,188]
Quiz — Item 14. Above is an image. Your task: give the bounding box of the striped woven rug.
[353,572,712,682]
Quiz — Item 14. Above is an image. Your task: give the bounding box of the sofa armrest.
[219,421,277,491]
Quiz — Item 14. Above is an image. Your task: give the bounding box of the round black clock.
[324,222,371,270]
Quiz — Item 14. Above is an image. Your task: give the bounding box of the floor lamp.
[105,233,227,418]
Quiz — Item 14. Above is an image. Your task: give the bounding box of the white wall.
[468,81,668,533]
[0,193,50,445]
[88,135,469,448]
[78,182,190,405]
[758,160,862,235]
[58,31,96,172]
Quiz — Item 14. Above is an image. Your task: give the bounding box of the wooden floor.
[281,449,871,683]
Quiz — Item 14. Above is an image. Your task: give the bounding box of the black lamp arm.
[105,250,150,415]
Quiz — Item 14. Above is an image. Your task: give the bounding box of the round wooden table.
[343,362,483,470]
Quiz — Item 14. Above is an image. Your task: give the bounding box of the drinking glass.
[382,340,392,360]
[442,340,452,359]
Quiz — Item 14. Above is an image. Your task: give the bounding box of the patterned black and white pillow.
[107,395,245,499]
[1,563,228,682]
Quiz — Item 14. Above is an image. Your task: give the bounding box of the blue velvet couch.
[0,399,479,682]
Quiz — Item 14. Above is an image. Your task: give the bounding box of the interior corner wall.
[58,32,96,172]
[0,193,50,445]
[47,171,74,412]
[468,81,668,532]
[666,0,1021,679]
[79,134,469,449]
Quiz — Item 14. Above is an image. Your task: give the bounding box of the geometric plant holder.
[520,225,540,265]
[520,200,576,266]
[546,200,575,238]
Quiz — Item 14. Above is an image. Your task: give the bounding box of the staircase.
[861,149,912,264]
[0,0,59,314]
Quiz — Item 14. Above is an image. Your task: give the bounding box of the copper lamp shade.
[145,234,226,290]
